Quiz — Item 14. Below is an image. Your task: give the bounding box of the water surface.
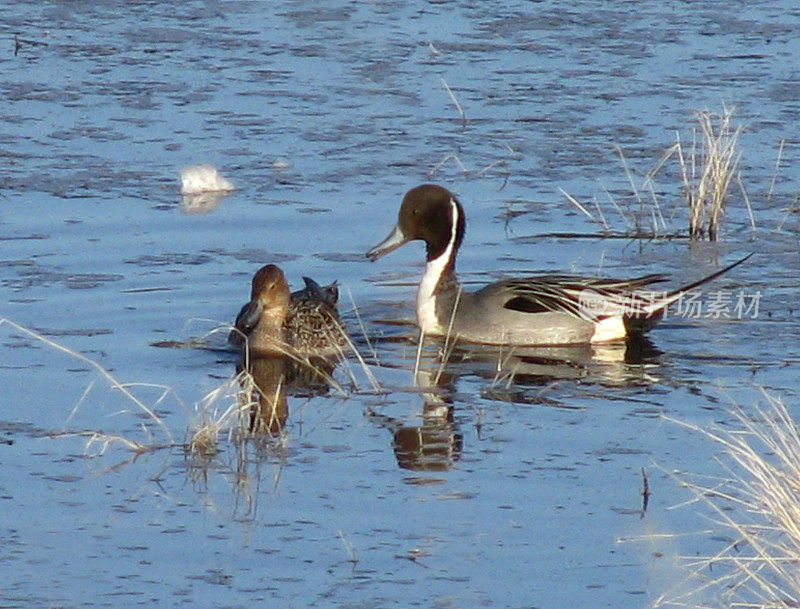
[1,1,799,607]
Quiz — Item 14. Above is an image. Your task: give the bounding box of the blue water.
[1,1,799,607]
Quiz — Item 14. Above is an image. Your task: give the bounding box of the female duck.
[229,264,348,357]
[366,184,749,346]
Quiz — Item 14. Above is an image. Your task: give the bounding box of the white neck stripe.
[416,198,459,334]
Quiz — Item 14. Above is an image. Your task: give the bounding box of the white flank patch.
[416,197,460,335]
[590,315,626,343]
[180,164,235,195]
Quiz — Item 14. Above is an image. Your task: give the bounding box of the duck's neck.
[250,307,290,353]
[417,197,463,335]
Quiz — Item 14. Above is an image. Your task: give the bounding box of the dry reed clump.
[185,370,252,456]
[561,106,748,240]
[657,392,800,609]
[680,108,743,240]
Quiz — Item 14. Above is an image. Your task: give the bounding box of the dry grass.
[427,146,517,185]
[441,77,467,126]
[185,370,250,456]
[3,315,245,460]
[185,344,379,456]
[561,107,747,240]
[1,314,379,463]
[185,308,384,455]
[336,301,383,394]
[562,147,671,239]
[1,318,175,450]
[656,392,800,608]
[681,108,743,240]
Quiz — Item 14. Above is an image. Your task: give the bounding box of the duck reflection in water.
[442,334,664,394]
[373,318,664,396]
[236,352,343,434]
[367,333,662,471]
[369,366,464,472]
[236,356,289,434]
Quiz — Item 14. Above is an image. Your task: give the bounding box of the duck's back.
[286,297,348,357]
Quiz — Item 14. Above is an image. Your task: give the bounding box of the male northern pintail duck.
[366,184,750,346]
[228,264,348,357]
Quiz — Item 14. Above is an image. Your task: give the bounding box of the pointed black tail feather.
[665,253,754,299]
[626,253,754,330]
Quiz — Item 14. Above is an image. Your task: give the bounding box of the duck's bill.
[366,224,408,261]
